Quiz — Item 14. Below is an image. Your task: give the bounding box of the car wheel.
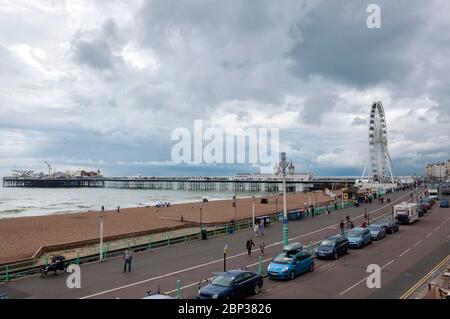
[309,263,315,272]
[289,271,295,280]
[253,284,261,295]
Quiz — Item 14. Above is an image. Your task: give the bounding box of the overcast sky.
[0,0,449,177]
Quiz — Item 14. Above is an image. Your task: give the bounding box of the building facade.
[426,161,449,180]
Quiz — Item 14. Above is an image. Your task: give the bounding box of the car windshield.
[273,253,293,264]
[211,275,234,287]
[368,225,379,230]
[348,230,362,237]
[320,239,336,246]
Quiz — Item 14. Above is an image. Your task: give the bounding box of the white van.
[427,189,439,201]
[394,202,419,224]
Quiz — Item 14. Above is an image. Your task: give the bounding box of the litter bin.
[201,229,207,240]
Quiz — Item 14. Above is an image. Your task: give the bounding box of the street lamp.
[200,205,203,232]
[99,215,105,262]
[275,152,294,247]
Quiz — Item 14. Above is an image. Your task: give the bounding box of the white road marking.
[434,226,440,232]
[399,248,410,257]
[339,259,394,296]
[425,232,432,238]
[414,240,423,247]
[80,192,413,299]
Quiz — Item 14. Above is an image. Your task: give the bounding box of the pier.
[2,175,356,191]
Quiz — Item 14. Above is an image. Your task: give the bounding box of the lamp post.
[200,205,203,234]
[275,152,295,247]
[99,215,105,262]
[223,244,228,271]
[252,196,255,228]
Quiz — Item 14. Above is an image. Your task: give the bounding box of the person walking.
[364,208,368,220]
[350,221,355,229]
[259,220,265,237]
[334,203,338,211]
[345,214,351,226]
[246,238,255,255]
[101,205,105,213]
[339,219,345,235]
[259,242,265,255]
[123,249,133,273]
[117,206,120,213]
[253,223,259,237]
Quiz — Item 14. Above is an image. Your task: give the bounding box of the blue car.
[267,243,314,280]
[347,227,372,248]
[440,200,449,208]
[368,224,386,240]
[197,270,263,299]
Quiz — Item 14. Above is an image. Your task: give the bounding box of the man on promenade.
[123,249,133,273]
[101,205,104,212]
[259,242,265,255]
[339,220,345,235]
[117,206,120,213]
[259,220,265,237]
[253,223,259,237]
[246,238,255,255]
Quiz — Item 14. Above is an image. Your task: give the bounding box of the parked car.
[377,220,399,234]
[368,224,386,240]
[347,227,372,248]
[440,200,449,208]
[197,270,263,299]
[423,202,432,211]
[315,234,349,260]
[267,248,314,280]
[417,203,426,217]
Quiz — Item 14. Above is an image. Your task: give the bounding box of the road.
[1,188,448,299]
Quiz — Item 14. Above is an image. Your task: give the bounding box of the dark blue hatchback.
[197,270,263,299]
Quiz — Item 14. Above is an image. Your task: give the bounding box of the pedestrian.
[311,206,315,217]
[361,221,367,228]
[259,242,265,255]
[123,249,132,273]
[180,215,184,222]
[345,214,351,226]
[117,206,120,213]
[339,219,345,235]
[334,203,338,211]
[101,205,104,213]
[246,238,255,255]
[253,223,259,237]
[259,220,265,237]
[364,208,368,220]
[350,221,355,229]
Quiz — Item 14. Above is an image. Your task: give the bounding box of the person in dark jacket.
[246,238,255,255]
[339,220,345,235]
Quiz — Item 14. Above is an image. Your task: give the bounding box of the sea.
[0,186,267,219]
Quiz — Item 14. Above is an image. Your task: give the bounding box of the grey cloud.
[289,0,426,87]
[302,94,336,124]
[352,117,366,126]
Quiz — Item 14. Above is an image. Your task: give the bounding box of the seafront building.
[426,161,449,180]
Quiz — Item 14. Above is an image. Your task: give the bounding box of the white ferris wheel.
[361,101,394,183]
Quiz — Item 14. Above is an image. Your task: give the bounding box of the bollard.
[213,225,216,238]
[184,232,187,243]
[259,256,263,275]
[76,252,80,265]
[237,221,240,231]
[176,280,181,299]
[167,235,171,246]
[148,238,152,251]
[45,257,48,266]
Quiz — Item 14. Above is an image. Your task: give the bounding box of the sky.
[0,0,449,177]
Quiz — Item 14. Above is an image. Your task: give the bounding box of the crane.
[44,161,52,176]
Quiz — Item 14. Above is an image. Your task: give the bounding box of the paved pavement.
[3,188,448,299]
